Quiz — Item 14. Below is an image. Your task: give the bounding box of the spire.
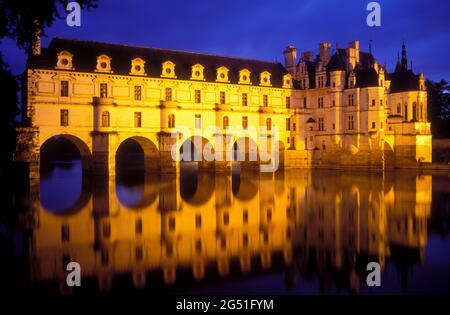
[401,42,407,69]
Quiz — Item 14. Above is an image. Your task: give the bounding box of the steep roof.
[388,67,420,93]
[29,37,291,88]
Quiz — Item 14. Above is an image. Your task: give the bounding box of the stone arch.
[40,134,92,174]
[232,136,260,171]
[116,136,159,174]
[178,136,215,170]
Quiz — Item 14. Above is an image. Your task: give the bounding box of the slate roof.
[28,37,292,88]
[388,66,420,93]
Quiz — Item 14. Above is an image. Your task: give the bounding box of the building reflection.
[28,169,431,293]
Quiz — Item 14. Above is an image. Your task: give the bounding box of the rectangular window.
[348,94,354,106]
[134,85,142,100]
[380,99,383,107]
[100,83,108,98]
[348,115,354,130]
[293,123,296,131]
[263,95,268,107]
[195,114,201,129]
[332,123,335,130]
[303,97,307,108]
[60,109,69,126]
[242,116,248,129]
[220,91,226,104]
[194,89,201,104]
[60,80,69,97]
[286,118,291,131]
[134,112,142,128]
[372,99,376,106]
[318,117,324,131]
[165,88,172,101]
[332,100,335,107]
[318,97,324,109]
[286,96,291,109]
[242,93,248,106]
[372,121,376,129]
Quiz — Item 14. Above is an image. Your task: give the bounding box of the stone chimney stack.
[347,40,360,71]
[318,42,332,65]
[283,45,297,76]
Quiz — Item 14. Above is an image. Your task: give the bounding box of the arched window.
[101,111,110,127]
[413,102,417,121]
[397,103,401,114]
[223,116,229,129]
[266,118,272,131]
[168,114,175,128]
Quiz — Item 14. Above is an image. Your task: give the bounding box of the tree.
[0,0,98,173]
[426,79,450,138]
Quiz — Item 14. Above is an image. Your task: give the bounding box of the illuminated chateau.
[15,38,432,177]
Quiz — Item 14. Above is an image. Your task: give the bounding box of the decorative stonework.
[95,54,113,73]
[259,71,272,86]
[238,69,251,85]
[191,64,205,81]
[130,58,146,76]
[55,50,74,70]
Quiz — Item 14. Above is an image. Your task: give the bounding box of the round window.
[166,68,171,74]
[195,70,201,77]
[100,61,107,69]
[263,77,268,83]
[220,73,225,79]
[286,79,290,85]
[242,75,247,81]
[61,58,69,66]
[135,65,141,72]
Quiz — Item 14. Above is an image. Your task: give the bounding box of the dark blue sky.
[1,0,449,80]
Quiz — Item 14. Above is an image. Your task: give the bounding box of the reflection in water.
[30,162,450,294]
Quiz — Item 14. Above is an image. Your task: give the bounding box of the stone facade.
[15,38,432,178]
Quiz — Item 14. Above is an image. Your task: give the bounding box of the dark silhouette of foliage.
[426,79,450,138]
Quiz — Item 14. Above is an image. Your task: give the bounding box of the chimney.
[319,42,331,65]
[347,40,360,71]
[283,45,297,76]
[302,51,314,62]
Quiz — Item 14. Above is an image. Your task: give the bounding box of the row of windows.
[58,81,292,107]
[61,109,280,131]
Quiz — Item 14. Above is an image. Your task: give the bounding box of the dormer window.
[191,64,205,80]
[130,58,146,76]
[96,55,112,73]
[216,66,229,82]
[56,51,74,70]
[259,71,272,86]
[283,74,292,88]
[161,61,176,78]
[348,72,356,88]
[239,69,251,84]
